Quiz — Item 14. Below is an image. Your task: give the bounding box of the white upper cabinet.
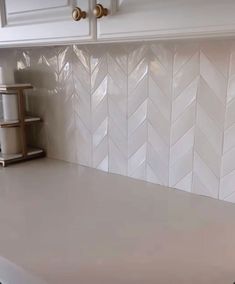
[0,0,95,46]
[1,0,235,46]
[96,0,235,40]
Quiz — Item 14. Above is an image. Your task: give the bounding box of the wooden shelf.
[25,116,41,123]
[0,84,45,166]
[0,119,19,128]
[0,152,23,162]
[27,147,44,157]
[0,116,42,128]
[0,147,45,167]
[0,84,33,92]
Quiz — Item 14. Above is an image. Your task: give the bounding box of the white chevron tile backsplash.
[1,40,235,204]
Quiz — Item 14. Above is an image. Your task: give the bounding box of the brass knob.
[72,7,86,21]
[93,4,108,19]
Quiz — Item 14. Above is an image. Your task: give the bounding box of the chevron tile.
[15,46,76,163]
[72,46,92,167]
[6,40,235,204]
[127,45,148,180]
[90,47,108,171]
[54,46,76,163]
[168,44,199,192]
[193,43,229,198]
[108,45,128,175]
[146,44,173,185]
[220,42,235,202]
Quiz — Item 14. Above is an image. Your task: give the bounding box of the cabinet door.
[0,0,95,46]
[97,0,235,40]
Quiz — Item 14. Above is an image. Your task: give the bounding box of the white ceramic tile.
[150,43,173,74]
[170,127,194,166]
[200,51,227,104]
[128,121,147,158]
[225,99,235,129]
[227,75,235,103]
[147,126,169,185]
[173,52,199,99]
[149,55,172,98]
[148,123,169,164]
[149,76,171,121]
[93,135,108,170]
[229,43,235,77]
[128,44,148,74]
[148,101,170,144]
[220,171,235,200]
[91,56,107,92]
[172,77,198,122]
[200,41,230,78]
[108,54,127,94]
[7,40,235,204]
[128,100,147,135]
[169,149,193,187]
[108,99,127,136]
[197,77,225,129]
[92,96,108,133]
[128,76,148,116]
[171,103,195,145]
[174,43,199,74]
[146,164,161,184]
[73,59,90,94]
[109,118,127,157]
[108,44,128,73]
[128,58,148,93]
[193,153,219,198]
[195,127,221,178]
[147,142,169,186]
[76,117,92,167]
[196,104,223,155]
[93,118,108,148]
[128,143,147,177]
[109,139,127,176]
[193,173,216,199]
[89,45,106,73]
[73,45,90,72]
[92,77,108,111]
[175,172,193,193]
[224,124,235,153]
[130,161,146,180]
[222,146,235,177]
[108,77,127,114]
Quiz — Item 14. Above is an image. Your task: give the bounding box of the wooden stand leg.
[17,90,27,157]
[0,84,45,167]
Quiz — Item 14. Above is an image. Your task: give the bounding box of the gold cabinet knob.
[93,4,108,19]
[72,7,87,21]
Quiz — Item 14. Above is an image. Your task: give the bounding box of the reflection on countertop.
[0,158,235,284]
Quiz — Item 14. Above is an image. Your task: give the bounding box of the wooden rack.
[0,84,45,167]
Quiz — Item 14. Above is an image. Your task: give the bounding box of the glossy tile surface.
[0,158,235,284]
[0,40,235,203]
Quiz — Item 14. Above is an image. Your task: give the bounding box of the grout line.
[89,47,93,168]
[146,45,149,180]
[191,45,200,194]
[127,46,129,177]
[219,44,232,200]
[168,45,175,186]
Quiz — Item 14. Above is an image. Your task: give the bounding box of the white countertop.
[0,158,235,284]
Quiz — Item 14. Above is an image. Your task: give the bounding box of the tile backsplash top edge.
[0,39,235,203]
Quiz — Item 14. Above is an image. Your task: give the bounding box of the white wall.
[1,39,235,203]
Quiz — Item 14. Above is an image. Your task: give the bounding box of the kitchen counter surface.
[0,158,235,284]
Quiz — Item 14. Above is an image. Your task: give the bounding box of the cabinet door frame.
[0,0,96,47]
[96,0,235,41]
